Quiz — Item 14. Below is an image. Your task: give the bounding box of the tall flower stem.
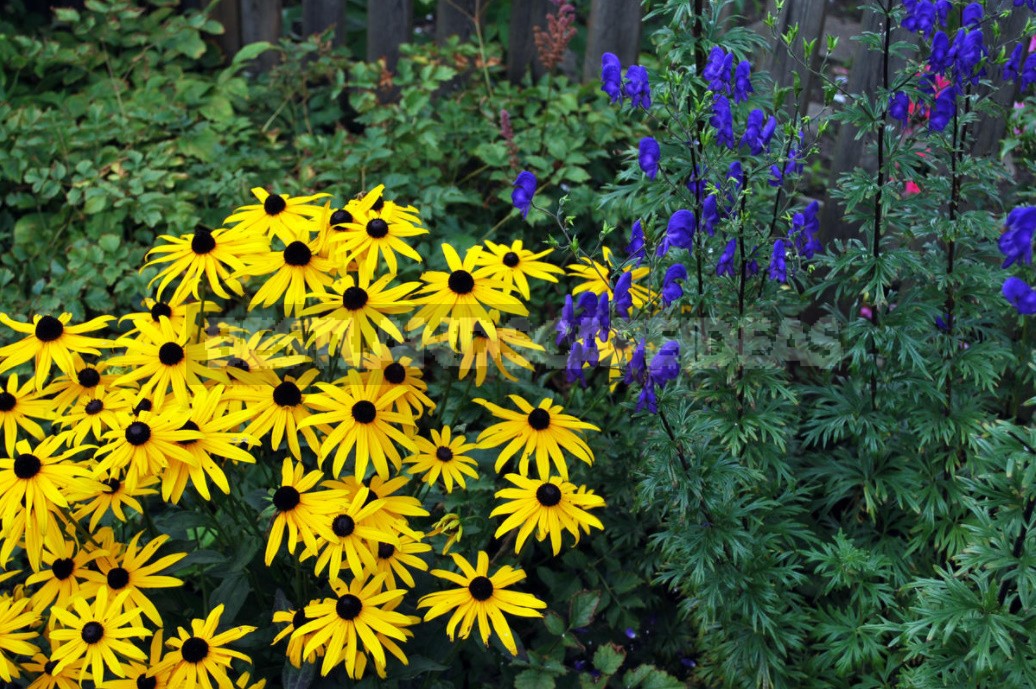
[869,0,893,411]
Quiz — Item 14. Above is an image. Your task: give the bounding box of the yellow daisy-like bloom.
[302,486,398,581]
[427,315,543,387]
[303,272,418,367]
[82,532,187,625]
[223,186,329,244]
[369,533,431,589]
[0,313,114,390]
[417,551,546,656]
[302,370,417,480]
[296,572,414,679]
[330,185,427,275]
[265,458,344,566]
[60,385,135,446]
[50,587,149,686]
[43,357,119,413]
[225,368,326,462]
[408,244,529,352]
[323,474,429,537]
[0,373,53,456]
[235,236,335,316]
[566,246,653,307]
[143,227,269,303]
[272,607,322,669]
[473,395,600,479]
[474,240,564,299]
[69,472,158,532]
[0,504,64,570]
[23,651,83,689]
[0,596,40,683]
[491,474,605,555]
[405,426,479,493]
[120,296,217,339]
[93,408,201,492]
[594,330,635,390]
[428,513,463,554]
[157,603,256,689]
[109,318,227,409]
[25,538,105,613]
[0,436,96,566]
[103,631,169,689]
[210,328,310,388]
[361,348,435,421]
[161,385,256,504]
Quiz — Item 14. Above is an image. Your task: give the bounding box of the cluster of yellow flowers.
[0,185,608,685]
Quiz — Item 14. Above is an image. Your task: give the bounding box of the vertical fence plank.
[582,0,641,83]
[768,0,827,116]
[303,0,345,45]
[239,0,282,70]
[506,0,549,83]
[367,0,413,72]
[211,0,242,60]
[436,0,478,44]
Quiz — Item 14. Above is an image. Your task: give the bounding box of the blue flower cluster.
[626,340,681,413]
[1000,207,1036,315]
[1004,42,1036,90]
[601,52,652,109]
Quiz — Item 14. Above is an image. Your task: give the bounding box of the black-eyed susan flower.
[323,474,429,537]
[225,368,325,463]
[303,272,418,367]
[295,572,414,679]
[265,458,344,566]
[209,329,310,387]
[70,472,158,532]
[44,357,120,413]
[0,596,40,682]
[0,313,114,390]
[566,246,652,307]
[235,236,334,316]
[0,505,61,569]
[120,296,217,339]
[0,373,53,456]
[427,315,542,387]
[82,532,186,625]
[60,386,135,446]
[474,395,599,479]
[23,651,82,689]
[143,227,268,303]
[408,244,529,353]
[49,587,149,685]
[93,408,201,492]
[369,533,431,589]
[474,240,564,299]
[491,474,605,555]
[331,185,427,275]
[223,187,329,243]
[26,538,105,613]
[161,385,255,504]
[362,348,435,420]
[103,631,169,689]
[109,318,226,409]
[405,426,479,493]
[157,604,256,689]
[302,486,397,581]
[417,551,546,655]
[272,607,322,669]
[347,593,419,680]
[302,370,417,480]
[428,513,463,554]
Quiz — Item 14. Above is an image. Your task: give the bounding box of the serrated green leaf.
[623,664,685,689]
[544,611,566,636]
[593,643,626,676]
[569,590,601,628]
[515,669,556,689]
[233,41,274,66]
[98,234,120,253]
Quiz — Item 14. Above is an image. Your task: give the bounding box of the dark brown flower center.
[104,477,121,493]
[468,576,494,601]
[150,302,172,321]
[191,229,216,254]
[366,218,389,238]
[85,399,104,415]
[77,367,101,387]
[107,567,130,590]
[331,515,355,537]
[371,195,385,212]
[536,483,563,507]
[52,557,75,580]
[342,286,369,311]
[292,608,309,628]
[528,408,550,430]
[264,194,287,216]
[448,270,475,295]
[0,392,15,412]
[436,446,454,461]
[226,356,251,372]
[13,454,41,479]
[81,621,104,644]
[503,251,520,267]
[283,241,312,266]
[158,342,185,366]
[125,421,152,446]
[336,594,362,620]
[35,315,64,342]
[181,637,209,663]
[351,401,376,424]
[330,209,352,226]
[273,486,301,511]
[383,363,407,384]
[273,381,302,407]
[136,675,157,689]
[177,420,200,445]
[134,399,152,415]
[377,542,395,559]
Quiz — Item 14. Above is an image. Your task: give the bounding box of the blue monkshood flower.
[761,115,777,148]
[1003,277,1036,315]
[929,31,952,74]
[768,239,787,282]
[637,382,658,413]
[601,52,623,103]
[717,238,737,277]
[952,28,986,85]
[789,200,822,259]
[660,209,696,255]
[929,86,957,131]
[639,137,661,180]
[584,335,600,367]
[624,65,652,109]
[1023,54,1036,89]
[661,264,687,306]
[556,294,576,345]
[935,313,952,332]
[999,206,1036,268]
[727,160,743,188]
[962,2,983,27]
[769,132,806,186]
[512,171,536,218]
[627,220,645,265]
[702,194,721,236]
[889,91,911,125]
[740,109,766,154]
[574,292,598,342]
[649,341,681,385]
[902,0,937,33]
[614,271,633,319]
[567,341,586,386]
[710,94,735,149]
[1015,0,1036,9]
[686,165,708,200]
[733,60,754,103]
[625,338,647,385]
[1005,43,1024,82]
[747,256,760,276]
[625,628,637,640]
[594,294,611,342]
[703,46,734,93]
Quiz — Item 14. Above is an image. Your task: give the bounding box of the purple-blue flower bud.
[511,171,537,218]
[638,137,661,180]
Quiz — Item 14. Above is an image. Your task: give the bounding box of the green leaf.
[83,194,107,215]
[98,234,120,253]
[282,661,316,689]
[515,669,556,689]
[544,611,566,636]
[209,571,249,624]
[623,664,685,689]
[569,590,601,628]
[593,643,626,676]
[232,41,274,66]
